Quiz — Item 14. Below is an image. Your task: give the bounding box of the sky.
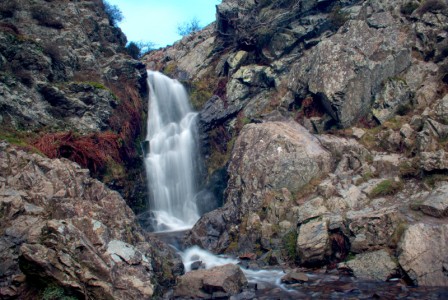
[106,0,221,48]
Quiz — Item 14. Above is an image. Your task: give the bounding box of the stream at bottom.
[155,231,448,299]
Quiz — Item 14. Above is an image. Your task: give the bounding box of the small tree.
[177,17,202,36]
[126,41,155,59]
[103,1,123,27]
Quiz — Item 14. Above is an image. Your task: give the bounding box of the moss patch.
[369,179,403,198]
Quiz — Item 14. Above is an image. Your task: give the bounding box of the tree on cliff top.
[177,17,202,36]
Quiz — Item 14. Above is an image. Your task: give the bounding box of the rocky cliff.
[0,0,148,211]
[0,1,184,299]
[145,0,448,287]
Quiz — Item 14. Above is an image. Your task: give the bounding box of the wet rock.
[281,271,309,283]
[399,223,448,286]
[174,264,248,298]
[346,249,398,281]
[297,219,331,266]
[418,184,448,218]
[191,260,203,270]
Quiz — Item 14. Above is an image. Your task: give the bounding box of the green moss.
[282,230,297,261]
[369,179,403,198]
[41,284,77,300]
[423,173,448,188]
[207,135,236,175]
[399,160,419,178]
[389,222,408,247]
[85,81,107,90]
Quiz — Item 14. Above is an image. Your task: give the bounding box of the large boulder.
[226,121,332,217]
[296,219,331,266]
[398,223,448,287]
[0,142,182,299]
[173,264,247,299]
[346,249,398,281]
[186,121,332,252]
[290,18,412,127]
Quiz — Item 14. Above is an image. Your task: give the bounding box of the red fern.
[33,131,121,173]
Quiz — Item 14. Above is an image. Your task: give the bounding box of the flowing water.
[144,71,201,232]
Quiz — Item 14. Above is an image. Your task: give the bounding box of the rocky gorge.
[1,0,448,299]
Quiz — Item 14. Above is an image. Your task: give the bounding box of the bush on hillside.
[177,17,202,36]
[103,1,123,27]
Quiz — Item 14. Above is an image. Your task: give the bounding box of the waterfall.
[144,70,201,232]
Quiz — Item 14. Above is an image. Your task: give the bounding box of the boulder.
[174,264,248,298]
[398,223,448,286]
[290,19,412,127]
[187,121,332,253]
[296,219,331,266]
[346,249,398,281]
[281,271,309,284]
[226,121,331,218]
[419,184,448,218]
[347,207,403,253]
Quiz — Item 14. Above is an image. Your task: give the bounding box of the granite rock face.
[0,142,183,299]
[398,223,448,287]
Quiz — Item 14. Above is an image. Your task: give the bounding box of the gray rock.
[297,219,331,266]
[174,264,248,298]
[432,94,448,125]
[0,142,182,299]
[419,184,448,218]
[399,223,448,286]
[298,197,328,223]
[227,121,331,218]
[372,78,413,124]
[420,150,448,172]
[290,19,411,127]
[346,249,397,281]
[347,207,403,253]
[281,271,309,283]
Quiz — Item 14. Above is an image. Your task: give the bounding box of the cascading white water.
[144,70,200,232]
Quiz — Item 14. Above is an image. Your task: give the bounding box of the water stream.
[144,70,201,232]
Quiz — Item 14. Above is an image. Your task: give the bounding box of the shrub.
[103,1,123,27]
[125,41,155,59]
[369,179,403,198]
[177,17,201,36]
[282,230,297,261]
[31,5,63,29]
